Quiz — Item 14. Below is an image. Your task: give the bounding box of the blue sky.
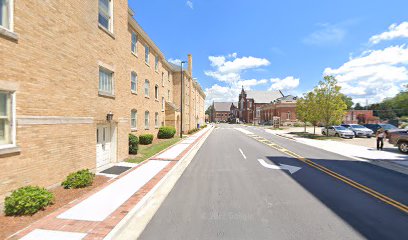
[129,0,408,107]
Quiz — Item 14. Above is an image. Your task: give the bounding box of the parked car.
[341,124,373,138]
[321,126,354,139]
[363,123,398,133]
[388,129,408,153]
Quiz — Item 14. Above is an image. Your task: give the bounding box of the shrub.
[139,134,154,145]
[187,128,200,134]
[157,126,176,139]
[129,134,139,154]
[4,186,54,216]
[200,124,207,129]
[61,169,95,189]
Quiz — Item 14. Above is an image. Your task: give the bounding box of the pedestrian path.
[264,129,408,170]
[11,126,213,240]
[57,160,170,221]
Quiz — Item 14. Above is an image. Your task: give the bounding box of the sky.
[128,0,408,108]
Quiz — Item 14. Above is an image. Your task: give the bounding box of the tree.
[296,91,320,134]
[314,76,347,135]
[340,94,353,110]
[354,103,364,110]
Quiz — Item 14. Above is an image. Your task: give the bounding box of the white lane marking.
[235,128,254,135]
[239,148,247,159]
[257,159,301,174]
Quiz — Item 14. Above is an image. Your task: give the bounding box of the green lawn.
[127,137,182,164]
[289,132,337,140]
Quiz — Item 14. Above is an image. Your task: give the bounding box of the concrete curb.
[106,126,214,240]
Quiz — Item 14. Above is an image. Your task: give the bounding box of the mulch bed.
[0,175,109,239]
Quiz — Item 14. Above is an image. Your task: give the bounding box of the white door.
[96,125,111,168]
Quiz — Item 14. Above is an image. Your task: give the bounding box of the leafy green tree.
[340,94,353,110]
[296,91,320,134]
[354,103,364,110]
[314,76,347,135]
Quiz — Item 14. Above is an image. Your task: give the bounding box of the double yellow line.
[249,134,408,214]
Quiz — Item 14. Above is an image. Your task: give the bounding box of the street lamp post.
[180,61,186,138]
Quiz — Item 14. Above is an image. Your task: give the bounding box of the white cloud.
[268,76,300,91]
[369,22,408,44]
[168,58,182,65]
[204,53,273,107]
[324,45,408,104]
[303,23,346,46]
[186,1,193,9]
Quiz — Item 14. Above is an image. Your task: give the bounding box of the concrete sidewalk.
[264,129,408,174]
[9,126,213,240]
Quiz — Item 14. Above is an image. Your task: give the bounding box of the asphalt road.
[138,124,408,240]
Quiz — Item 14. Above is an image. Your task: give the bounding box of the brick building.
[210,102,237,122]
[260,95,298,126]
[0,1,205,197]
[343,110,380,124]
[238,87,284,124]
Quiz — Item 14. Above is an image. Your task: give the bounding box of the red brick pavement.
[9,128,211,240]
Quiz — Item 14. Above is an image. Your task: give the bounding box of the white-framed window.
[99,67,114,95]
[155,112,159,128]
[0,0,13,31]
[131,31,137,54]
[131,110,137,129]
[144,79,149,97]
[98,0,113,32]
[162,97,165,111]
[155,56,159,71]
[0,90,15,147]
[168,72,170,82]
[154,85,159,100]
[287,111,291,120]
[145,45,149,64]
[144,111,149,129]
[131,72,137,93]
[161,72,164,86]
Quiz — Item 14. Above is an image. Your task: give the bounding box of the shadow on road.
[265,155,408,240]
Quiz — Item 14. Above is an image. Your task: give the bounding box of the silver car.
[341,124,373,138]
[321,126,354,139]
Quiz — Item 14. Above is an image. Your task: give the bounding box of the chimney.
[188,54,192,74]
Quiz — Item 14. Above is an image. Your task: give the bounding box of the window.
[131,32,137,54]
[131,110,137,129]
[287,111,291,120]
[131,72,137,93]
[144,79,149,97]
[162,72,164,86]
[98,0,113,32]
[162,97,165,111]
[0,91,14,146]
[99,67,114,95]
[155,112,159,128]
[154,85,158,100]
[145,45,149,64]
[144,111,150,129]
[0,0,13,31]
[168,90,170,101]
[155,56,159,71]
[168,72,170,82]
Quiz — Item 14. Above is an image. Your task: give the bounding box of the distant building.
[238,87,284,123]
[343,110,380,124]
[211,102,237,122]
[260,95,298,126]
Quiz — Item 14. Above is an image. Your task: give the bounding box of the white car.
[321,126,354,139]
[341,124,373,138]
